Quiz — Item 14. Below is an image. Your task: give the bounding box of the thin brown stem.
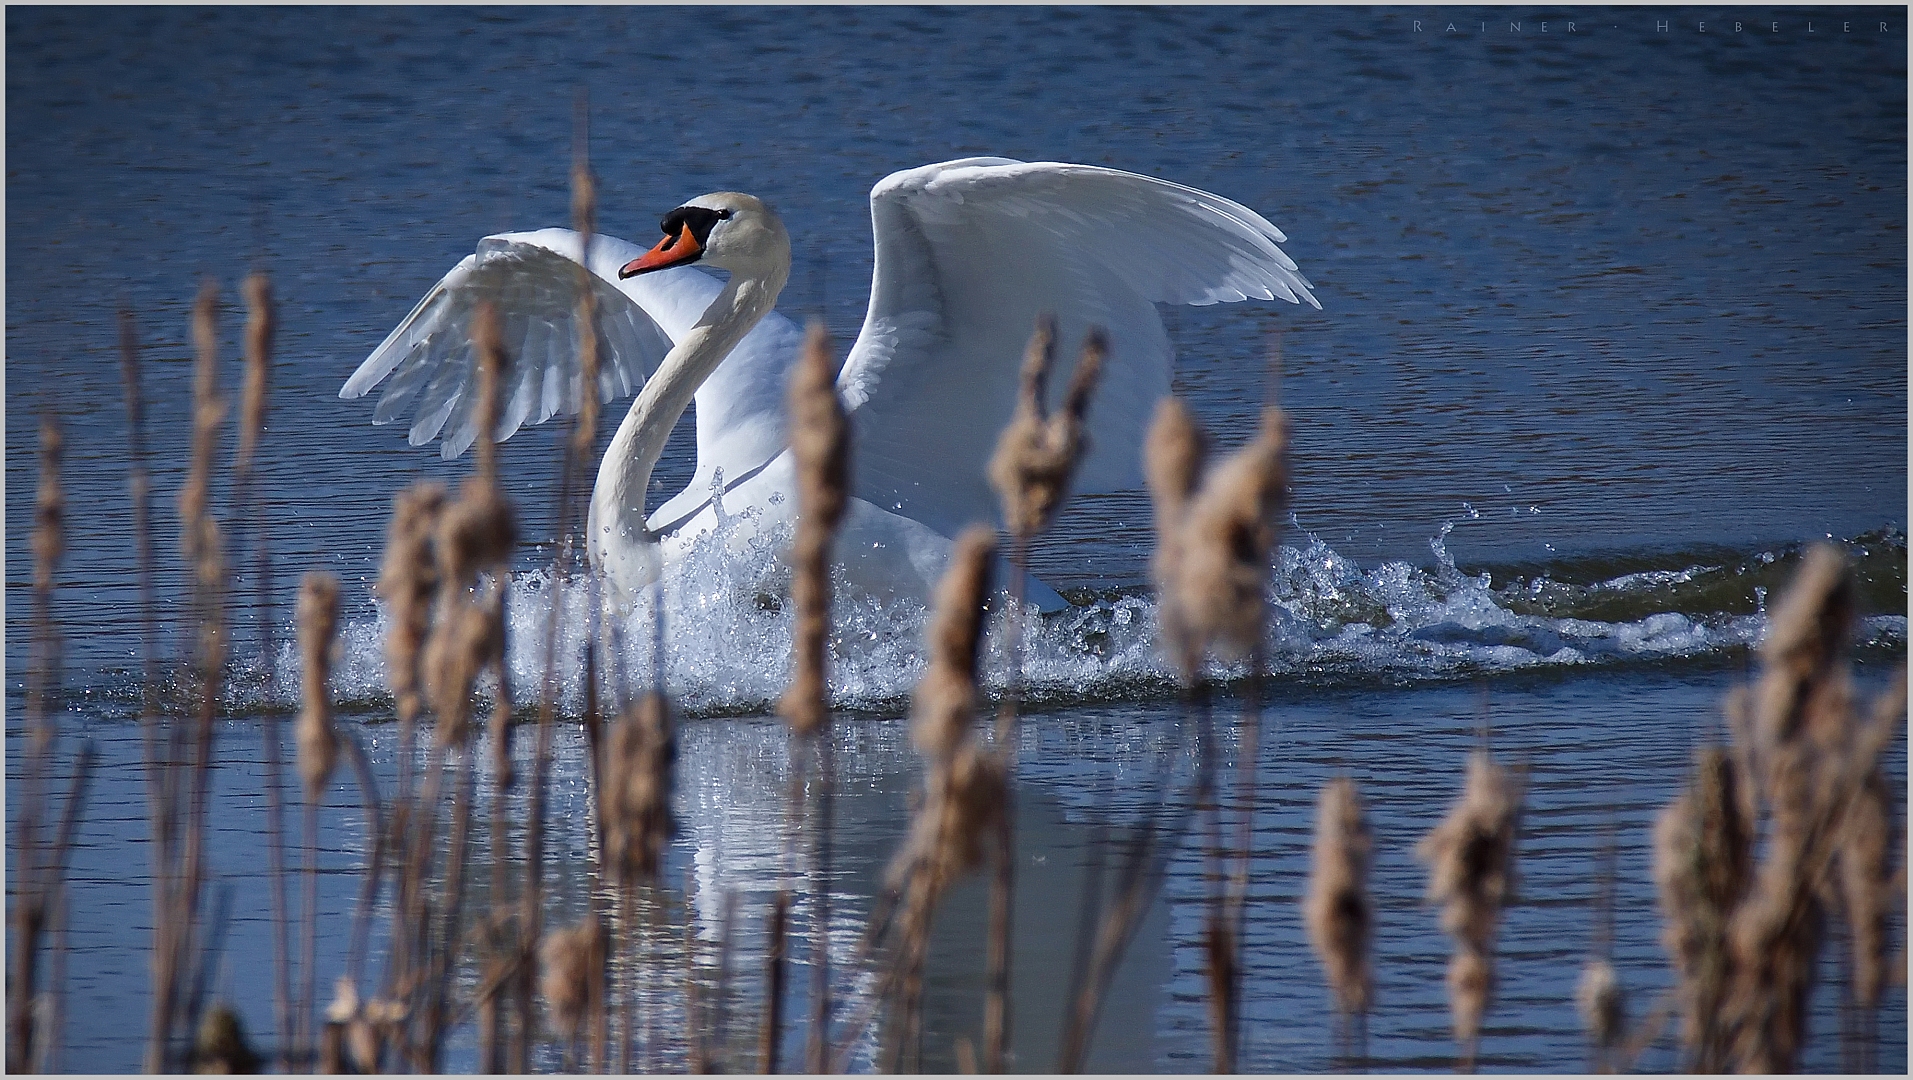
[761,890,790,1074]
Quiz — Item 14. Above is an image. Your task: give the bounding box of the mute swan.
[341,158,1320,606]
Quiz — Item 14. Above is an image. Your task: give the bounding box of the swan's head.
[619,191,788,279]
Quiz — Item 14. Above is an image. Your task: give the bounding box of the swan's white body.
[342,158,1320,605]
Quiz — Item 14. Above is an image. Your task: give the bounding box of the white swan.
[341,158,1320,606]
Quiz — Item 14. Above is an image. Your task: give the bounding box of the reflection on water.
[24,668,1906,1073]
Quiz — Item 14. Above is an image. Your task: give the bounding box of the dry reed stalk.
[1304,777,1373,1025]
[117,307,190,1072]
[7,415,83,1074]
[1715,544,1853,1073]
[147,281,232,1072]
[518,129,608,1071]
[225,271,299,1070]
[1416,749,1524,1071]
[372,481,443,1030]
[297,573,343,802]
[761,890,791,1074]
[778,321,849,738]
[1650,745,1751,1071]
[981,316,1106,1072]
[880,527,1006,1070]
[1143,399,1288,1071]
[773,320,851,1073]
[295,572,341,1061]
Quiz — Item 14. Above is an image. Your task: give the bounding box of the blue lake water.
[6,5,1907,1073]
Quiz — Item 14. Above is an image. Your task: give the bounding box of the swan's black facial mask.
[620,205,733,278]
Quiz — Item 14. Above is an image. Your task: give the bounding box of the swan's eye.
[659,206,726,248]
[716,208,734,221]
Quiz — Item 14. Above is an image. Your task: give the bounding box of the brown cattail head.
[1171,406,1289,660]
[469,302,507,489]
[888,739,1008,896]
[987,317,1105,540]
[296,572,342,800]
[778,323,851,736]
[1652,747,1752,1062]
[1144,397,1206,672]
[1754,543,1854,753]
[423,587,503,748]
[539,915,607,1044]
[437,476,518,589]
[1144,397,1205,529]
[1418,750,1523,949]
[193,1003,262,1075]
[33,415,64,592]
[180,280,228,581]
[788,321,850,535]
[376,482,446,727]
[1304,776,1373,1016]
[1575,959,1624,1052]
[1419,748,1524,1058]
[912,526,996,759]
[605,692,676,882]
[237,272,274,479]
[1446,947,1493,1057]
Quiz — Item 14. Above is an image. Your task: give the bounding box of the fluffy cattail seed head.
[1418,750,1523,949]
[423,589,502,748]
[1143,397,1206,674]
[1419,749,1523,1059]
[237,272,274,479]
[296,572,342,800]
[605,693,676,882]
[987,318,1105,539]
[788,321,851,535]
[470,302,507,488]
[912,526,995,759]
[1754,543,1854,753]
[1305,776,1373,1016]
[193,1003,262,1075]
[1651,747,1751,1060]
[539,915,606,1044]
[889,740,1007,896]
[1171,406,1289,660]
[376,483,445,728]
[33,416,64,592]
[1576,959,1625,1053]
[1446,948,1493,1057]
[779,322,851,737]
[438,476,517,589]
[180,281,227,585]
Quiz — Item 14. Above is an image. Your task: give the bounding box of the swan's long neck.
[588,268,785,583]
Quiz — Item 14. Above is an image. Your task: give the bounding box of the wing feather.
[839,158,1319,540]
[341,232,677,457]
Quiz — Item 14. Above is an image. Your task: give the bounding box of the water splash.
[273,515,1905,720]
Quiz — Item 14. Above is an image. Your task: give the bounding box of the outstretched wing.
[838,158,1320,541]
[342,229,676,460]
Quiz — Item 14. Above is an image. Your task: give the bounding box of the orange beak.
[620,223,702,278]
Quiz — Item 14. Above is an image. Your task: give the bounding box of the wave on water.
[271,511,1905,720]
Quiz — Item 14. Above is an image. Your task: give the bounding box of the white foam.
[253,512,1904,717]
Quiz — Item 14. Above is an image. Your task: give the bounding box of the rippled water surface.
[7,5,1907,1073]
